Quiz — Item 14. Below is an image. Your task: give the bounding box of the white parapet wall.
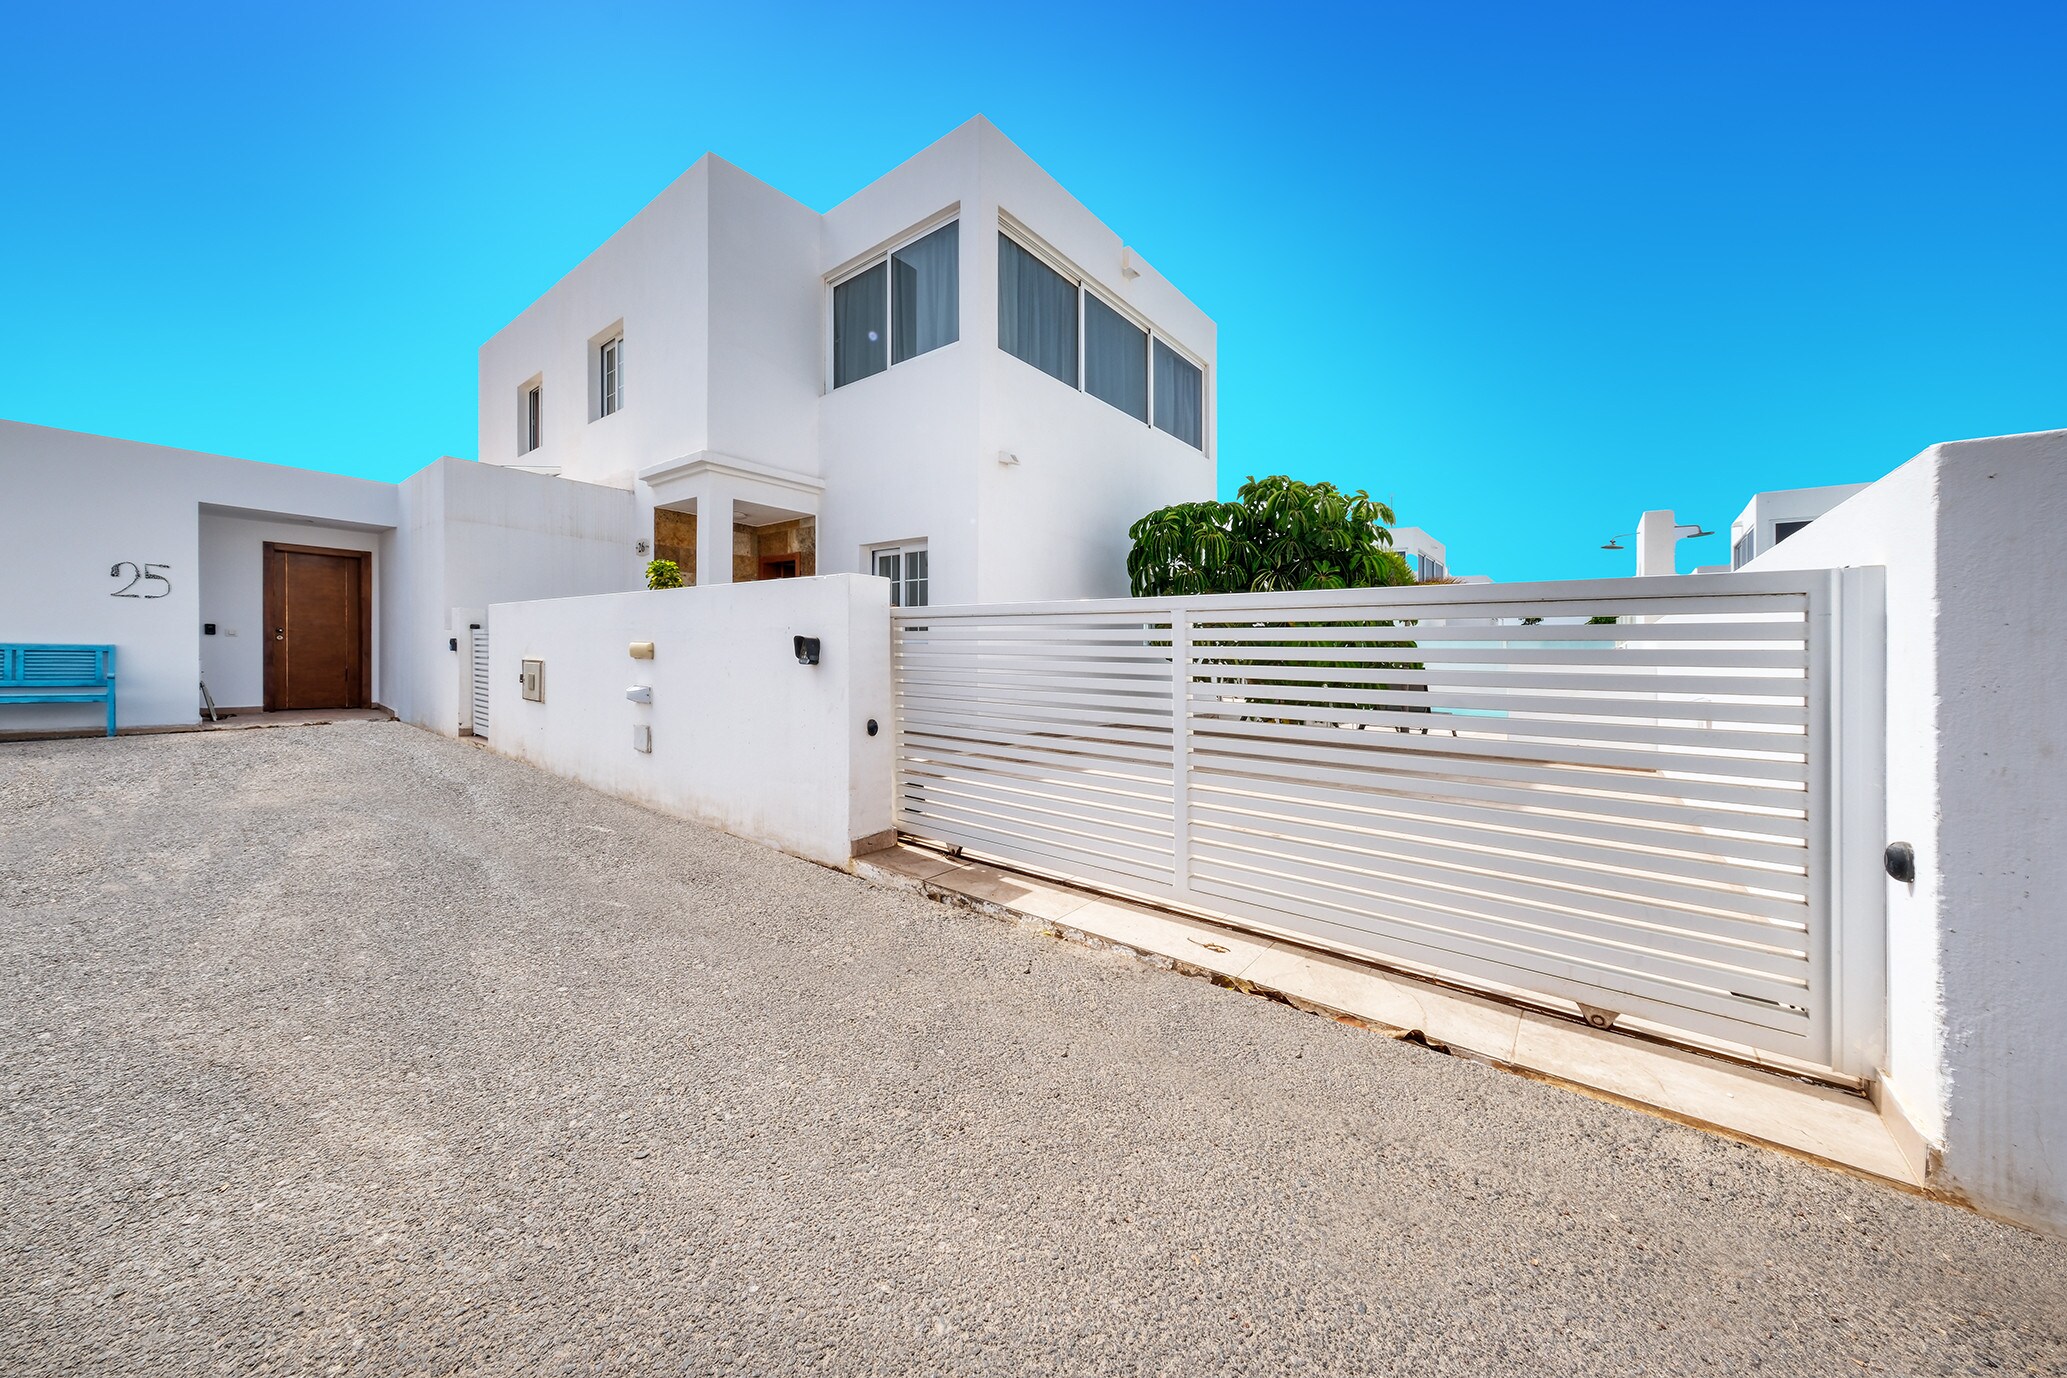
[1748,427,2067,1235]
[485,574,893,869]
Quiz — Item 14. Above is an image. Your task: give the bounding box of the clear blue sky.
[3,2,2060,581]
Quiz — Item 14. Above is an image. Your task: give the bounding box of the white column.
[695,485,733,587]
[1636,509,1679,578]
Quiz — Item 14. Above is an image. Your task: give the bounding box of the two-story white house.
[0,118,1219,736]
[477,115,1216,608]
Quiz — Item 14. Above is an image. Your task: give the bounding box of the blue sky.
[2,2,2061,581]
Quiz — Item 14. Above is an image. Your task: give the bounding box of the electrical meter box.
[520,658,545,702]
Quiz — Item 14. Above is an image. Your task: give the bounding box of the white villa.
[0,117,1217,737]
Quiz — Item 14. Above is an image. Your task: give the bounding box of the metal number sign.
[110,562,173,598]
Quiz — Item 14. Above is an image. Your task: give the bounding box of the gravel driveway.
[3,721,2063,1376]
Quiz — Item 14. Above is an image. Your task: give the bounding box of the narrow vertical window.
[901,548,929,608]
[998,234,1078,386]
[522,383,542,454]
[1084,294,1148,421]
[1152,339,1203,449]
[599,337,623,417]
[891,222,959,363]
[834,263,889,387]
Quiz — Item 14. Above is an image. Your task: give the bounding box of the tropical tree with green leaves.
[1125,475,1414,597]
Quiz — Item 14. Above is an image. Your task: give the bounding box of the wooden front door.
[263,543,371,710]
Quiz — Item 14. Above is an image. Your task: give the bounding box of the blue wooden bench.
[0,645,118,737]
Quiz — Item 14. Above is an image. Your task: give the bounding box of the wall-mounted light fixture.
[1885,841,1917,884]
[628,641,655,660]
[998,450,1020,467]
[625,685,653,704]
[794,636,820,666]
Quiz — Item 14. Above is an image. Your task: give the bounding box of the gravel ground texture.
[3,721,2064,1378]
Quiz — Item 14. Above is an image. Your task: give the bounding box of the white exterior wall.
[384,458,639,736]
[486,576,892,868]
[0,421,397,732]
[476,163,713,490]
[198,513,382,709]
[1749,429,2066,1233]
[1731,483,1870,567]
[476,117,1217,606]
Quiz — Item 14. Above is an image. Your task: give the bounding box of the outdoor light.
[1601,538,1625,550]
[625,685,653,704]
[1885,841,1917,884]
[794,636,820,666]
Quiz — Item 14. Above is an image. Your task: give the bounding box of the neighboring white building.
[1729,483,1869,569]
[1387,526,1450,582]
[0,118,1217,736]
[477,115,1216,607]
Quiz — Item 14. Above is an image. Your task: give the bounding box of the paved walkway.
[3,722,2063,1376]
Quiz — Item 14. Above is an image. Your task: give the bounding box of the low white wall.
[487,575,892,868]
[1750,428,2067,1234]
[383,458,640,737]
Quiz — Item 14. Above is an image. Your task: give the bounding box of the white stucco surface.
[475,116,1217,606]
[0,421,397,732]
[1749,428,2066,1233]
[485,575,892,868]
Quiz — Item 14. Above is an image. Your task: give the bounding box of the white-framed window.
[598,335,623,418]
[521,381,543,454]
[997,226,1206,451]
[1415,554,1446,582]
[870,543,929,608]
[831,219,960,389]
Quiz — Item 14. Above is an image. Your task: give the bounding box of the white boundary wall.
[1748,428,2067,1233]
[487,575,893,868]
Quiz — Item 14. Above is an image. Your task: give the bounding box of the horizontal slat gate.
[470,624,490,740]
[894,573,1869,1070]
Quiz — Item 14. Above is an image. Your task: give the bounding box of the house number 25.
[110,562,173,598]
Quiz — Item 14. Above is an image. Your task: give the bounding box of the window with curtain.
[891,223,958,364]
[832,220,960,390]
[833,263,888,387]
[998,233,1078,386]
[1153,339,1203,449]
[1084,293,1147,421]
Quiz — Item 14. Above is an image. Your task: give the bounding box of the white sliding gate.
[892,572,1885,1076]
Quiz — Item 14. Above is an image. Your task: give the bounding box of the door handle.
[275,627,285,640]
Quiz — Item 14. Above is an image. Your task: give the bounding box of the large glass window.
[1084,294,1147,422]
[999,229,1206,451]
[833,262,888,387]
[1152,339,1203,450]
[998,233,1078,386]
[832,220,959,389]
[891,222,959,364]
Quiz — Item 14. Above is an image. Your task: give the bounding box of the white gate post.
[1827,565,1889,1080]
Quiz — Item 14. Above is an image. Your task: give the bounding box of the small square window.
[871,543,928,608]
